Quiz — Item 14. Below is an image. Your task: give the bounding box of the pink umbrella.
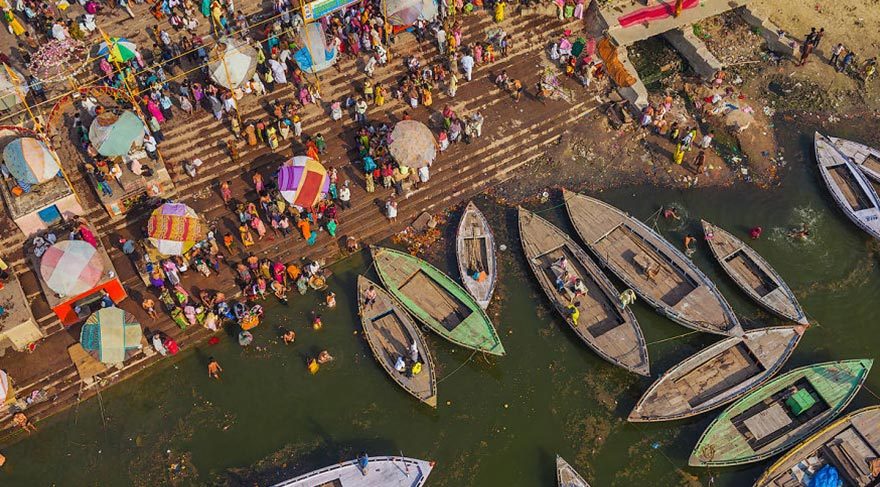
[39,240,104,297]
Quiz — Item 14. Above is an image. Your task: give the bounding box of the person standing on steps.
[338,180,352,210]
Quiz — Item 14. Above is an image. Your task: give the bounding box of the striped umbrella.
[277,156,330,207]
[146,203,206,256]
[95,37,138,63]
[389,120,437,169]
[2,137,60,185]
[39,240,104,297]
[80,307,142,365]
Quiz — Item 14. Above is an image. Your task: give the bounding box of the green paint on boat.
[370,246,505,356]
[689,359,873,467]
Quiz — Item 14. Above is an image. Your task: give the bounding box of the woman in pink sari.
[99,58,113,79]
[251,216,267,240]
[78,223,98,247]
[298,86,311,106]
[145,97,165,123]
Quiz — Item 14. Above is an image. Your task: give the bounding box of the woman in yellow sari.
[374,84,385,106]
[494,1,506,22]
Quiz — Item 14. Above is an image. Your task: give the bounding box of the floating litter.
[499,244,507,251]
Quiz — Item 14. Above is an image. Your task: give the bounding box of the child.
[312,313,323,330]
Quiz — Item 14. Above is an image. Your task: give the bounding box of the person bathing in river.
[663,206,680,220]
[750,226,763,239]
[208,357,223,380]
[789,223,810,241]
[683,234,696,256]
[282,328,296,344]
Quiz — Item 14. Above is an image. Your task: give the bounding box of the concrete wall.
[616,45,649,110]
[737,6,798,59]
[663,28,724,80]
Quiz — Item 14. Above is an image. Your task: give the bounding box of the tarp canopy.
[95,37,139,63]
[389,120,437,168]
[277,156,329,207]
[146,203,205,256]
[3,137,61,185]
[39,240,104,297]
[0,65,28,111]
[80,307,142,364]
[89,110,145,157]
[294,23,338,73]
[597,37,636,88]
[208,38,258,89]
[386,0,438,26]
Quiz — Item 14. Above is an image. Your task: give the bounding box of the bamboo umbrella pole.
[218,43,243,128]
[98,27,169,180]
[298,0,323,93]
[4,64,40,133]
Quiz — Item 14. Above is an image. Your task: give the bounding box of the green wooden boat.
[370,246,505,356]
[689,359,873,467]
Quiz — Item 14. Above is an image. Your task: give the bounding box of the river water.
[2,121,880,486]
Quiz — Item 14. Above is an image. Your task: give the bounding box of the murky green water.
[3,124,880,486]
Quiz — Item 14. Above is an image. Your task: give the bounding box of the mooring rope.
[645,330,700,346]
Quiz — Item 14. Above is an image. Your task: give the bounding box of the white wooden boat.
[563,189,743,336]
[455,201,497,309]
[628,326,804,422]
[827,135,880,183]
[701,220,807,325]
[519,207,650,376]
[815,132,880,240]
[557,455,591,487]
[357,275,437,407]
[272,455,434,487]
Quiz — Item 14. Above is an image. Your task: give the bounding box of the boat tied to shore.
[628,326,805,422]
[370,246,505,356]
[271,455,434,487]
[357,275,438,408]
[814,132,880,240]
[827,134,880,184]
[518,207,649,376]
[557,455,591,487]
[455,201,497,310]
[754,405,880,487]
[562,189,743,337]
[701,220,807,325]
[689,359,873,467]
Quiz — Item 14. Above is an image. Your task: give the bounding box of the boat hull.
[456,201,497,309]
[689,359,873,467]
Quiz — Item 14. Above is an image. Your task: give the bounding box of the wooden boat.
[357,275,437,408]
[455,201,497,309]
[557,455,591,487]
[628,326,805,422]
[370,246,505,356]
[815,132,880,240]
[689,359,873,467]
[563,189,742,336]
[701,220,808,325]
[271,455,433,487]
[518,207,649,376]
[754,406,880,487]
[827,134,880,183]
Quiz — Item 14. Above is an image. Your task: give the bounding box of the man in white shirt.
[338,180,352,210]
[460,53,474,81]
[435,27,446,54]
